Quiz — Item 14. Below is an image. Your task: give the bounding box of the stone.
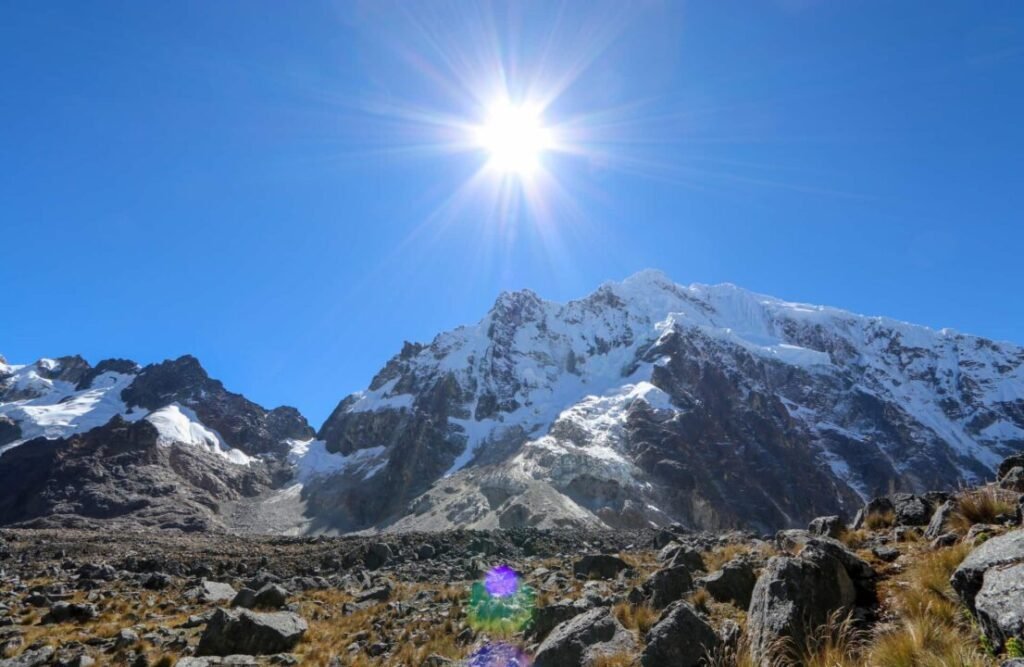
[230,588,258,609]
[999,454,1024,480]
[253,584,288,610]
[1000,467,1024,493]
[641,602,720,667]
[645,565,694,609]
[530,598,592,640]
[41,602,97,624]
[192,580,237,604]
[808,515,844,539]
[701,558,757,607]
[667,545,704,572]
[746,538,875,664]
[416,544,436,560]
[892,493,933,526]
[974,562,1024,651]
[852,497,894,529]
[533,607,637,667]
[142,573,172,590]
[952,529,1024,611]
[931,532,959,549]
[197,609,307,657]
[925,500,956,539]
[572,554,630,580]
[872,546,900,562]
[0,647,55,667]
[365,543,393,570]
[114,628,139,648]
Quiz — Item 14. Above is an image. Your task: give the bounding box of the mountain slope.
[312,270,1024,533]
[1,270,1021,534]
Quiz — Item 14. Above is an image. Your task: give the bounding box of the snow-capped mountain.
[312,270,1024,533]
[1,270,1022,534]
[0,354,313,531]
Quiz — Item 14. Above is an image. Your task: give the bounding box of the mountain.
[1,270,1022,534]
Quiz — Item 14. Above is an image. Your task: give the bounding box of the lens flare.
[484,564,520,598]
[465,642,532,667]
[468,565,536,634]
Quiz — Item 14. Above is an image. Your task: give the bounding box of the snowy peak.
[318,270,1024,533]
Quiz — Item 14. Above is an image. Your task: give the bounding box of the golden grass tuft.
[949,488,1018,534]
[591,651,640,667]
[613,602,660,637]
[864,510,896,530]
[867,616,991,667]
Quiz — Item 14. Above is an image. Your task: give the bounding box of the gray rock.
[197,608,307,657]
[573,554,629,580]
[1000,467,1024,493]
[973,562,1024,651]
[924,500,956,539]
[852,497,894,529]
[999,454,1024,480]
[533,607,637,667]
[530,598,592,640]
[253,584,288,610]
[230,588,258,609]
[0,647,55,667]
[701,558,756,607]
[646,565,694,609]
[365,542,393,570]
[746,538,874,664]
[952,529,1024,610]
[893,493,932,526]
[42,602,97,624]
[872,546,900,562]
[114,628,139,648]
[192,580,237,604]
[931,532,959,549]
[667,545,704,572]
[641,602,720,667]
[808,515,844,539]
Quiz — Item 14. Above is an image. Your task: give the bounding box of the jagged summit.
[1,271,1022,535]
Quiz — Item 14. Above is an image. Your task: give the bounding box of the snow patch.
[146,404,254,466]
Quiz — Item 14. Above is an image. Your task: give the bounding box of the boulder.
[667,545,704,572]
[974,562,1024,651]
[808,515,844,539]
[1000,467,1024,493]
[196,609,307,656]
[641,602,720,667]
[951,530,1024,610]
[701,558,756,608]
[533,607,637,667]
[852,497,894,529]
[0,647,55,667]
[746,539,874,664]
[645,565,694,609]
[530,598,593,640]
[572,554,630,580]
[365,542,393,570]
[41,602,97,624]
[999,454,1024,480]
[190,580,237,604]
[925,500,956,539]
[253,584,288,610]
[230,588,258,609]
[892,493,933,526]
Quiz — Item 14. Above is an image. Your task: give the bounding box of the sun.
[472,101,553,177]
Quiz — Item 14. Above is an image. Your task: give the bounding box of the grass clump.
[613,602,659,637]
[949,488,1017,534]
[864,510,896,530]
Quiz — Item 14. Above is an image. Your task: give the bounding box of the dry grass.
[948,488,1017,534]
[867,616,992,667]
[864,510,896,530]
[704,543,758,572]
[689,587,710,614]
[613,602,659,637]
[839,528,869,550]
[592,651,640,666]
[886,542,971,625]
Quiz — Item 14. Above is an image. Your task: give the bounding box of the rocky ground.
[1,456,1023,666]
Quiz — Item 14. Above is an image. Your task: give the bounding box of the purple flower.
[484,564,520,598]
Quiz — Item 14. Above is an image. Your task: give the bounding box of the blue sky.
[2,1,1022,426]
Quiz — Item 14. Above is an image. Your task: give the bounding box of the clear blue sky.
[2,1,1022,427]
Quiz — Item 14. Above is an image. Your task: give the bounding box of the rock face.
[315,271,1024,534]
[952,530,1024,610]
[533,607,637,667]
[2,271,1023,535]
[973,562,1024,651]
[746,540,875,663]
[952,529,1024,650]
[196,608,307,656]
[701,558,757,608]
[641,602,720,667]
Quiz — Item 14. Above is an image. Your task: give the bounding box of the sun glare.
[473,101,553,177]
